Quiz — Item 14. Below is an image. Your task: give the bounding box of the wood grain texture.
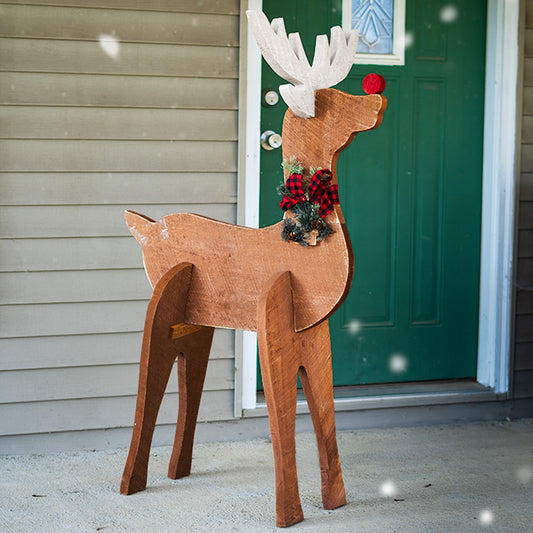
[125,209,350,332]
[257,272,345,527]
[121,263,214,495]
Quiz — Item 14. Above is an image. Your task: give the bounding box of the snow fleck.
[402,31,414,49]
[99,34,120,60]
[380,480,397,497]
[516,465,532,485]
[389,353,408,374]
[479,508,494,526]
[347,319,362,335]
[160,220,170,240]
[440,5,458,23]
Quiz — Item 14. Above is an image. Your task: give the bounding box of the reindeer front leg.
[121,263,202,495]
[298,320,346,510]
[258,271,303,528]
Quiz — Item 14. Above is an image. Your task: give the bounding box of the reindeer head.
[247,10,359,119]
[247,11,387,183]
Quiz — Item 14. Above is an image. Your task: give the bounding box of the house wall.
[514,0,533,399]
[0,0,240,451]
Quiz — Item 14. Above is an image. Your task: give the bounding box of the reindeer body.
[125,90,385,332]
[120,12,387,528]
[126,207,351,332]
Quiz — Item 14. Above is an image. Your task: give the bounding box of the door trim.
[237,0,519,412]
[477,0,520,394]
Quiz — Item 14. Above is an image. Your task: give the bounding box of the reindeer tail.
[124,210,156,245]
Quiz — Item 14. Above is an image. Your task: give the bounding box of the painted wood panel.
[522,112,533,140]
[518,230,533,257]
[521,173,533,200]
[525,58,533,86]
[0,237,140,272]
[0,107,238,141]
[513,0,533,401]
[515,315,533,343]
[513,370,533,399]
[0,204,236,238]
[0,0,240,14]
[0,4,239,46]
[1,270,153,304]
[411,79,445,325]
[0,390,234,436]
[0,140,237,172]
[0,38,239,78]
[519,201,533,228]
[516,289,533,315]
[515,343,533,371]
[0,172,237,205]
[0,73,239,109]
[521,144,533,173]
[0,359,234,403]
[0,329,235,370]
[0,0,240,444]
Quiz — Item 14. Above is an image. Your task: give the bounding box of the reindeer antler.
[246,10,359,119]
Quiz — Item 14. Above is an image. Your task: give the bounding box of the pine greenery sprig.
[277,159,335,246]
[291,202,320,230]
[281,218,308,246]
[277,180,292,198]
[281,156,304,176]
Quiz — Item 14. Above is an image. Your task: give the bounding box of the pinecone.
[311,218,322,231]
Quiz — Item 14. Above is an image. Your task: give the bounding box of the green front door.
[259,0,486,386]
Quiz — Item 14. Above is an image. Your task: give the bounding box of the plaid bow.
[279,169,339,218]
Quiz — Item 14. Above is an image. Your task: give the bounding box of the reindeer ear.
[124,210,155,244]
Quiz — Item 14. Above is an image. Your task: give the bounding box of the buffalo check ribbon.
[279,169,339,218]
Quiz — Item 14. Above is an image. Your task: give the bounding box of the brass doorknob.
[261,130,282,150]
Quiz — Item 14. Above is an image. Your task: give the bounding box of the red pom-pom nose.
[362,73,386,94]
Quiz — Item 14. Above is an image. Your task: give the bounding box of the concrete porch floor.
[1,420,532,532]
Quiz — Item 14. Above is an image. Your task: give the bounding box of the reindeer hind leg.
[168,325,214,479]
[121,263,194,495]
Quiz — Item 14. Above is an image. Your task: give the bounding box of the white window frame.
[342,0,406,66]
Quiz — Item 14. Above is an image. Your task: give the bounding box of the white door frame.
[236,0,520,412]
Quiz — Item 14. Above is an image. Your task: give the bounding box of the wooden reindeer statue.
[120,10,386,528]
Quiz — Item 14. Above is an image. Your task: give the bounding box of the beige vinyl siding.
[0,0,240,448]
[513,1,533,399]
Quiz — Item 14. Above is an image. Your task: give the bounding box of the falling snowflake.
[347,319,363,335]
[99,34,120,60]
[516,465,532,484]
[389,353,408,373]
[440,5,458,23]
[402,31,414,49]
[479,508,494,526]
[380,479,397,497]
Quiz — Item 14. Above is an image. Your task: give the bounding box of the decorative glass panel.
[343,0,405,65]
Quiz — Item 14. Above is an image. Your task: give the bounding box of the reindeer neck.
[281,106,351,227]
